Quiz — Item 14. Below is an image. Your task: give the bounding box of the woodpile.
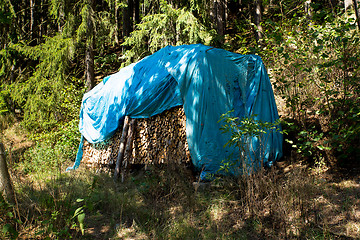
[81,106,191,171]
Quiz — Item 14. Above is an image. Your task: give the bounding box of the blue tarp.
[70,44,283,177]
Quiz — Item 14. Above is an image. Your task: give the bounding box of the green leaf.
[77,213,85,235]
[73,206,84,218]
[2,224,18,239]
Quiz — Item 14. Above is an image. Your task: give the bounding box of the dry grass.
[2,138,359,239]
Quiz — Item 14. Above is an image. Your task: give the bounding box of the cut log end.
[81,106,191,177]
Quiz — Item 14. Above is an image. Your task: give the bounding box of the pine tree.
[10,35,77,129]
[1,0,123,130]
[122,0,213,65]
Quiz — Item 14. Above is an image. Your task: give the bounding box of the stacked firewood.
[81,106,191,169]
[81,131,121,169]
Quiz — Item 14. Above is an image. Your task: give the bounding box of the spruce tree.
[122,0,213,65]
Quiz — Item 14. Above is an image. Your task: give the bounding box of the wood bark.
[115,4,120,44]
[39,0,47,39]
[30,0,36,45]
[0,143,15,204]
[85,0,95,92]
[122,0,134,38]
[114,116,130,180]
[58,4,65,33]
[345,0,353,10]
[134,0,140,24]
[353,0,360,30]
[305,0,312,20]
[254,0,263,44]
[213,0,226,45]
[121,118,136,182]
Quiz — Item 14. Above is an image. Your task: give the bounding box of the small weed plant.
[219,110,281,174]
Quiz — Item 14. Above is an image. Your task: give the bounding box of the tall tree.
[305,0,312,20]
[123,0,134,38]
[30,0,35,43]
[213,0,226,45]
[134,0,139,24]
[85,0,95,91]
[115,1,121,43]
[122,1,212,64]
[254,0,263,44]
[353,0,360,30]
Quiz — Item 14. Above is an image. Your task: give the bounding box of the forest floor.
[83,169,360,240]
[2,123,360,239]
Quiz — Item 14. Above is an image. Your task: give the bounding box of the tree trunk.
[134,0,140,24]
[58,3,65,33]
[85,0,95,92]
[345,0,353,10]
[39,0,46,39]
[122,0,134,38]
[213,0,226,45]
[305,0,312,20]
[30,0,36,45]
[115,3,120,44]
[353,0,360,30]
[0,143,15,204]
[254,0,263,44]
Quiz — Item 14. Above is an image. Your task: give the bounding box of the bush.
[262,13,360,166]
[17,119,80,175]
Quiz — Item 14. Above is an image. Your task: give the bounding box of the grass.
[1,158,359,239]
[1,123,359,239]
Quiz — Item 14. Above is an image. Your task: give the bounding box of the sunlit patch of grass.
[209,201,227,222]
[345,221,360,238]
[115,221,149,240]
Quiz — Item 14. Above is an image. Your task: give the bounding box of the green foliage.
[0,0,16,46]
[0,46,17,81]
[122,0,213,65]
[284,120,330,162]
[10,35,81,130]
[262,12,360,164]
[76,0,95,41]
[96,10,118,47]
[72,198,86,235]
[18,119,80,174]
[3,0,120,133]
[19,175,91,238]
[0,0,15,19]
[0,195,19,240]
[0,89,10,114]
[219,111,281,173]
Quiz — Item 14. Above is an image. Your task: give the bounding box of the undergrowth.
[2,155,359,239]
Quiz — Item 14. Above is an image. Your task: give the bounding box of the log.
[114,116,130,180]
[121,118,136,182]
[0,143,15,204]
